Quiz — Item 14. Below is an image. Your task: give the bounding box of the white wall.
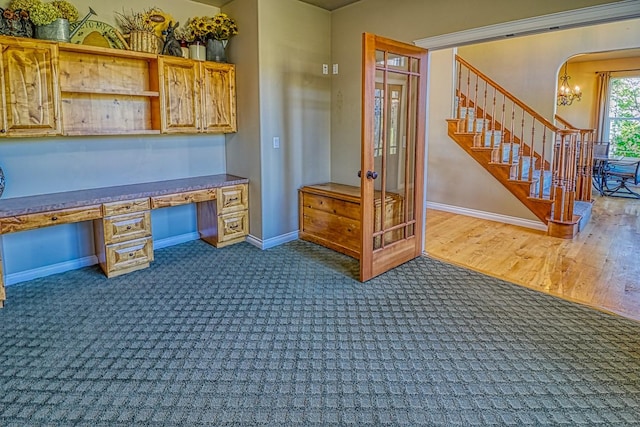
[0,0,224,282]
[224,0,331,245]
[257,0,331,241]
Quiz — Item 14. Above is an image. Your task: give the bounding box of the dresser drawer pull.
[126,225,132,230]
[51,216,58,221]
[129,252,134,257]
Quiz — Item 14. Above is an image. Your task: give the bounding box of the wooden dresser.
[0,175,249,306]
[298,183,403,260]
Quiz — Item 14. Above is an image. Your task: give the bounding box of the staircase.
[447,55,593,239]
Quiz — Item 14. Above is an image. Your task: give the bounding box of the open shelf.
[63,129,161,136]
[61,89,160,97]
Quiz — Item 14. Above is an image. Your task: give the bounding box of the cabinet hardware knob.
[128,253,134,257]
[51,216,58,221]
[126,225,132,230]
[0,129,5,133]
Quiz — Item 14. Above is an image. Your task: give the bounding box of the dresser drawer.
[105,237,153,277]
[217,210,248,243]
[150,189,216,208]
[102,211,151,244]
[217,184,248,214]
[0,205,102,234]
[102,198,150,217]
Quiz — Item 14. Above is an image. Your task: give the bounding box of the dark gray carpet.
[1,239,639,426]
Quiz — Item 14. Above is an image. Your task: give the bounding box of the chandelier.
[557,62,582,106]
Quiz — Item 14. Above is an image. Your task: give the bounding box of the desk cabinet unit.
[93,198,153,278]
[0,38,61,137]
[159,56,237,134]
[197,184,249,248]
[0,175,249,308]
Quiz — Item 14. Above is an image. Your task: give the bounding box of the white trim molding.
[414,0,640,50]
[153,232,200,250]
[5,255,99,286]
[426,201,548,232]
[246,231,299,250]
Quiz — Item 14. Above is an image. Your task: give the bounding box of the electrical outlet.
[322,64,329,75]
[273,136,280,149]
[332,64,338,74]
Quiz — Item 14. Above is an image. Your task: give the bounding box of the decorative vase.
[206,39,228,63]
[189,41,206,61]
[128,30,159,54]
[34,18,70,42]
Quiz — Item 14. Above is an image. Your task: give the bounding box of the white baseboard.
[426,201,548,231]
[4,231,301,286]
[246,231,299,250]
[153,232,200,250]
[5,255,99,286]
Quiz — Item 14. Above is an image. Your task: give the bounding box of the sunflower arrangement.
[185,13,238,43]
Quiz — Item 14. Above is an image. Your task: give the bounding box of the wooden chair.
[603,159,640,198]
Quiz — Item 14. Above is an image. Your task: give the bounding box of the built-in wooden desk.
[0,174,249,307]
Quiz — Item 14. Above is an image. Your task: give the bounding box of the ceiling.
[193,0,361,11]
[569,48,640,63]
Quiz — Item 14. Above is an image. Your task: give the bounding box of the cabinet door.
[159,57,200,133]
[200,62,237,133]
[1,40,61,136]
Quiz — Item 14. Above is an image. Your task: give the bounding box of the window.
[607,75,640,158]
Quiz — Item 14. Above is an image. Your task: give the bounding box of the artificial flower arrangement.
[184,12,238,43]
[115,7,173,38]
[10,0,79,26]
[0,4,33,38]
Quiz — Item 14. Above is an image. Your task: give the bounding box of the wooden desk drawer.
[102,211,151,244]
[105,237,153,277]
[217,184,248,214]
[217,210,248,243]
[0,205,102,234]
[102,198,150,217]
[150,189,216,208]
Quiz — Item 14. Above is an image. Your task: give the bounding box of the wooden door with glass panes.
[360,33,427,281]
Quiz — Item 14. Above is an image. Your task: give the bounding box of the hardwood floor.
[424,195,640,322]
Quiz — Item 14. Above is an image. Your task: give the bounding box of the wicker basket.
[127,30,159,54]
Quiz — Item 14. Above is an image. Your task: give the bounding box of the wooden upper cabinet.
[159,56,200,133]
[159,56,236,134]
[0,38,61,137]
[201,62,237,133]
[0,36,236,137]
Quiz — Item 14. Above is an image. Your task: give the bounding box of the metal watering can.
[35,7,96,43]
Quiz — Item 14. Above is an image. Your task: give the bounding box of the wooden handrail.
[456,55,559,132]
[453,55,585,230]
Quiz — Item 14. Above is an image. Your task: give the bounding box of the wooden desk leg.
[0,236,5,308]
